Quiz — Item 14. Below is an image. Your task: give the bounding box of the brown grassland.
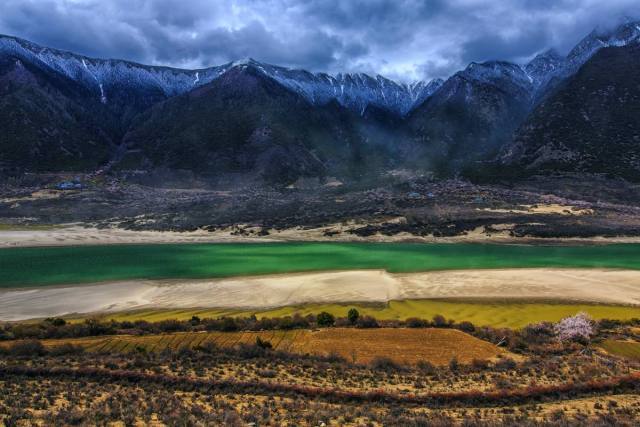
[2,314,640,425]
[9,328,508,366]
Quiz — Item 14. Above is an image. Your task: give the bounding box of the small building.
[56,181,82,190]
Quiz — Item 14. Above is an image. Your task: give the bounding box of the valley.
[2,13,640,426]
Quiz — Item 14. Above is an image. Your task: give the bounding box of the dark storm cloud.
[0,0,638,82]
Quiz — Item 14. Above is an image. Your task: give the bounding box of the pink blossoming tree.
[554,312,595,343]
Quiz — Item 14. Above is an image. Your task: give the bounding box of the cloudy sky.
[0,0,637,82]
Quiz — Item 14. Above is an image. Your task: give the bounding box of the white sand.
[2,268,640,321]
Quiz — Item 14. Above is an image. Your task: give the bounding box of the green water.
[1,242,640,288]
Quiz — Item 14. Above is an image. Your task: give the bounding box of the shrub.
[157,319,187,333]
[457,321,475,333]
[194,341,218,354]
[347,308,360,325]
[236,343,266,359]
[432,315,448,327]
[316,312,335,327]
[417,360,436,375]
[8,339,47,356]
[371,356,401,371]
[495,358,517,371]
[406,317,428,328]
[521,322,555,345]
[221,317,239,332]
[49,343,85,356]
[356,315,379,328]
[256,337,273,350]
[45,317,67,327]
[471,358,489,370]
[448,357,459,372]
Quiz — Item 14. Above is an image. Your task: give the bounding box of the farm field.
[18,328,508,365]
[599,340,640,361]
[100,300,640,329]
[3,242,640,288]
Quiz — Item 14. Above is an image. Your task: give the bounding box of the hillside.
[502,44,640,180]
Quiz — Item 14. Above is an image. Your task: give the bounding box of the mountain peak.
[525,48,566,86]
[231,57,260,67]
[568,20,640,65]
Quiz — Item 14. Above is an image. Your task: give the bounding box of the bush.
[256,337,273,350]
[347,308,360,324]
[317,312,335,327]
[45,317,67,327]
[406,318,428,328]
[432,315,448,327]
[471,358,489,370]
[371,356,401,371]
[221,317,239,332]
[495,358,517,371]
[417,360,436,375]
[194,341,218,354]
[521,322,555,345]
[457,321,475,333]
[8,340,47,356]
[235,343,267,359]
[48,343,85,356]
[448,357,459,372]
[356,315,379,328]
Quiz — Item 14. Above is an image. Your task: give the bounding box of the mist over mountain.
[1,19,640,184]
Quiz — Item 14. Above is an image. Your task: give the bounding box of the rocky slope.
[1,20,640,182]
[502,43,640,180]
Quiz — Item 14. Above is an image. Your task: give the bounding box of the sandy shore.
[3,224,640,247]
[2,268,640,321]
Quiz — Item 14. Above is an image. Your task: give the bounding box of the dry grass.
[27,328,508,366]
[599,340,640,361]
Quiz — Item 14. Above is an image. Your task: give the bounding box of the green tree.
[317,311,335,327]
[347,308,360,324]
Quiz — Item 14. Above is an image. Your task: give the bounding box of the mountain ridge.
[2,20,640,183]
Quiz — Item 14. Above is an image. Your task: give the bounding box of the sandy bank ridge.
[2,268,640,321]
[4,223,640,248]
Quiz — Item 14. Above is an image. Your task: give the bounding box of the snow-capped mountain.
[2,19,640,182]
[235,58,443,115]
[524,49,566,88]
[0,35,228,105]
[522,20,640,96]
[0,35,441,116]
[443,61,534,101]
[566,20,640,71]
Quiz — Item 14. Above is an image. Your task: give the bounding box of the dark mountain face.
[407,61,534,173]
[501,44,640,180]
[1,21,640,184]
[0,56,112,172]
[122,65,408,184]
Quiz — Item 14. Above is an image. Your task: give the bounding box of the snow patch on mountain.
[0,37,443,115]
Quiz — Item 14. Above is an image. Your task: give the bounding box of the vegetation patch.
[599,340,640,361]
[97,300,640,329]
[9,328,507,366]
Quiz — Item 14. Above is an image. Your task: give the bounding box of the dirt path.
[2,268,640,321]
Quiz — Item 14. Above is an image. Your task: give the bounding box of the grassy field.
[599,340,640,361]
[96,300,640,329]
[3,242,640,287]
[15,328,506,365]
[0,224,60,231]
